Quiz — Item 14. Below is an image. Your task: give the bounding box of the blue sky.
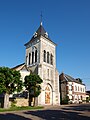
[0,0,90,90]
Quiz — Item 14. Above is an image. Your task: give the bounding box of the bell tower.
[24,22,60,105]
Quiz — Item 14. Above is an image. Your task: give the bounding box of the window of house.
[47,52,49,63]
[78,86,79,91]
[69,85,72,91]
[83,88,84,92]
[43,50,46,62]
[81,87,82,92]
[75,86,77,91]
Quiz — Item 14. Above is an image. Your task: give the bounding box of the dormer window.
[44,32,48,38]
[34,32,37,38]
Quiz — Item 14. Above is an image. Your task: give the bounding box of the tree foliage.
[24,74,43,97]
[0,67,23,94]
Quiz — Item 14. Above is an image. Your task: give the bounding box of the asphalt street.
[0,103,90,120]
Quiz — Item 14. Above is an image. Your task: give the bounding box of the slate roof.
[36,24,47,37]
[11,63,30,71]
[65,74,76,82]
[24,24,56,46]
[12,63,33,72]
[11,63,25,70]
[60,73,85,85]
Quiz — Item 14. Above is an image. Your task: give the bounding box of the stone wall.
[15,98,28,107]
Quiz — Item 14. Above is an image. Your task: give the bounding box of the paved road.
[0,103,90,120]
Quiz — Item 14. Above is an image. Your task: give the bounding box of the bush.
[86,97,90,102]
[61,96,69,104]
[11,99,17,108]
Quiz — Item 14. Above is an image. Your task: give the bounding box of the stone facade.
[13,23,60,106]
[24,24,60,106]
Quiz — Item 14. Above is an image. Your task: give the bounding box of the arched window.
[32,52,34,64]
[28,53,31,65]
[47,69,49,78]
[35,50,37,62]
[50,54,53,65]
[47,52,49,63]
[43,50,46,62]
[26,56,28,65]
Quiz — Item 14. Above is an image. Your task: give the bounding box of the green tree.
[24,74,43,106]
[0,67,23,108]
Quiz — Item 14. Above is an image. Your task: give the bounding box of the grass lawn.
[0,106,44,112]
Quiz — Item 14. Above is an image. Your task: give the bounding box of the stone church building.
[13,22,60,106]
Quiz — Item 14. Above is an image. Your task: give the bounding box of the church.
[13,21,60,106]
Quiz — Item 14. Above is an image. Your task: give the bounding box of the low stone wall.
[15,98,29,107]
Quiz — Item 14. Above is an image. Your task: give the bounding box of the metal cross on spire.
[40,11,43,25]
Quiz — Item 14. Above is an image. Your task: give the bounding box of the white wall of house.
[67,81,86,103]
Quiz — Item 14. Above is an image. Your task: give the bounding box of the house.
[59,73,86,104]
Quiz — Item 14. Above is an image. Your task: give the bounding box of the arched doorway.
[45,84,52,105]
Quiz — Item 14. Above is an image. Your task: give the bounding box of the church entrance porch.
[45,84,53,105]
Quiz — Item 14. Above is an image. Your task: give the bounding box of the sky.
[0,0,90,90]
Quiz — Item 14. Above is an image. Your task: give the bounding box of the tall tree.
[24,74,43,106]
[0,67,23,108]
